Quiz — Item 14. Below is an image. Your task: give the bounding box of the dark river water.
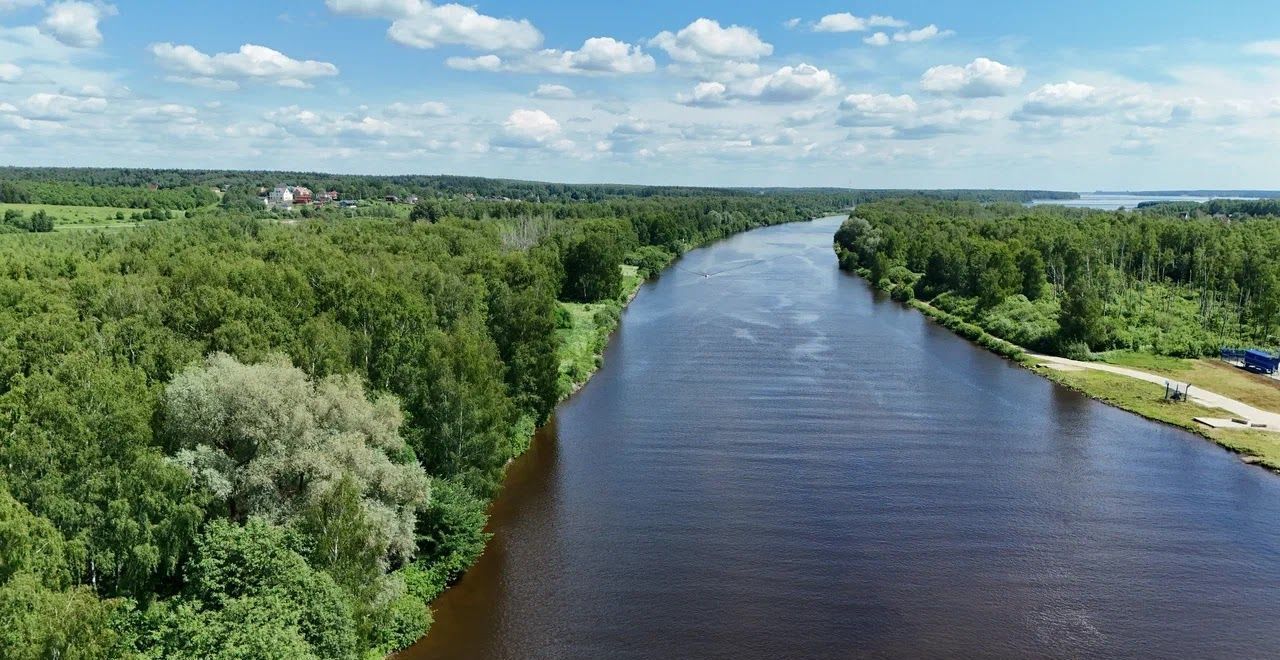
[404,216,1280,659]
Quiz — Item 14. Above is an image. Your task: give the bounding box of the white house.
[266,185,294,210]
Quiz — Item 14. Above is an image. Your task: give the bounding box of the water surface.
[406,216,1280,659]
[1030,193,1256,210]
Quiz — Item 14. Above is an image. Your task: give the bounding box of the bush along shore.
[833,200,1280,474]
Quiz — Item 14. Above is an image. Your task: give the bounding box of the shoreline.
[844,271,1280,475]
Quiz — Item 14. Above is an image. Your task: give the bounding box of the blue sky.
[1,1,1279,189]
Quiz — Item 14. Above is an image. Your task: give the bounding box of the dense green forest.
[0,166,1075,209]
[835,199,1280,359]
[0,180,853,658]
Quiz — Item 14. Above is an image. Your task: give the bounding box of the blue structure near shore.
[1221,348,1280,374]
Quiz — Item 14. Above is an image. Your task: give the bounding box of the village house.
[266,185,294,210]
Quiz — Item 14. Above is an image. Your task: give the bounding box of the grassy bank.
[556,264,644,396]
[1028,360,1280,471]
[844,259,1280,473]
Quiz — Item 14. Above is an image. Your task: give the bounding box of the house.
[266,185,294,210]
[405,195,420,205]
[385,195,400,203]
[291,186,313,205]
[314,190,338,204]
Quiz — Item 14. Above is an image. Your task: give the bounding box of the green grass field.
[1033,360,1280,471]
[1098,350,1280,412]
[556,265,643,396]
[0,202,139,226]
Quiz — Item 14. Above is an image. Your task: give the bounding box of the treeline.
[1138,198,1280,218]
[0,190,847,657]
[0,180,218,210]
[1,167,1075,207]
[835,199,1280,358]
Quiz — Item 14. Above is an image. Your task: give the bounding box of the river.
[404,216,1280,659]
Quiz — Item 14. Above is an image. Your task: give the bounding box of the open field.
[0,202,137,225]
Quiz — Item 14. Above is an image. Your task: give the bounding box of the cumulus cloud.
[384,100,450,117]
[650,18,772,63]
[448,37,654,75]
[21,90,105,119]
[837,93,918,126]
[1015,81,1115,117]
[531,83,574,99]
[864,32,890,47]
[129,104,199,125]
[675,81,728,107]
[735,63,838,103]
[0,62,20,82]
[445,54,501,71]
[491,108,571,150]
[783,109,824,126]
[920,57,1024,97]
[40,1,115,48]
[150,43,339,90]
[812,13,907,33]
[0,0,43,12]
[266,105,417,139]
[893,25,951,43]
[326,0,542,51]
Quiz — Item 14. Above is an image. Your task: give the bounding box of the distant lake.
[1030,193,1257,211]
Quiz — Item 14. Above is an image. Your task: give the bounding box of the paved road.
[1032,353,1280,430]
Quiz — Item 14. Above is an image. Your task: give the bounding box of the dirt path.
[1032,353,1280,430]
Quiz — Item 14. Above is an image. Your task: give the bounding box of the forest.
[0,179,852,658]
[0,166,1074,209]
[834,199,1280,359]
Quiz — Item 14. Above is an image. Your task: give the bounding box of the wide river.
[405,216,1280,659]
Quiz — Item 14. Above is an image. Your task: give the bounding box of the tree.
[561,234,623,303]
[408,201,442,223]
[163,353,430,568]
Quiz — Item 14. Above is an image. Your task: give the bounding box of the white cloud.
[384,100,450,117]
[1016,81,1113,117]
[920,57,1025,97]
[266,105,417,139]
[735,63,838,103]
[783,17,801,30]
[150,43,339,89]
[323,0,418,17]
[40,1,114,48]
[525,37,654,74]
[893,25,950,43]
[531,83,574,99]
[449,37,654,75]
[783,109,824,126]
[650,18,772,63]
[675,81,728,107]
[130,104,199,124]
[837,93,918,126]
[0,62,20,81]
[864,32,890,47]
[812,13,906,33]
[0,0,43,12]
[491,108,571,150]
[1244,40,1280,57]
[327,0,542,52]
[20,91,105,119]
[445,54,501,71]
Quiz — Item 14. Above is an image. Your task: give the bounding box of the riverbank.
[844,269,1280,474]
